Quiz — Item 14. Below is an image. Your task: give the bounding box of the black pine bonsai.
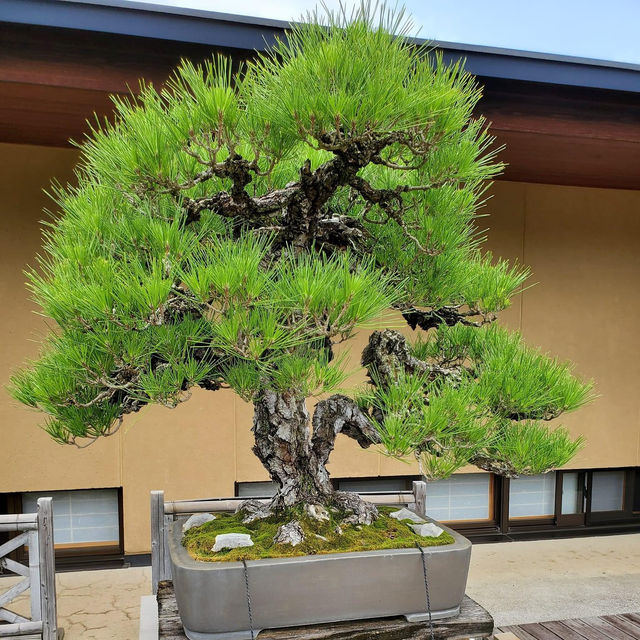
[11,4,591,531]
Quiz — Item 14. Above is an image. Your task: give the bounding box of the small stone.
[334,525,343,535]
[411,523,444,538]
[314,534,328,542]
[182,513,216,534]
[273,521,305,547]
[389,507,425,524]
[305,503,330,522]
[355,525,362,531]
[212,533,254,552]
[236,499,272,524]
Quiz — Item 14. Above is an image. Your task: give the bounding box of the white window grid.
[425,474,491,522]
[22,489,119,545]
[509,473,556,518]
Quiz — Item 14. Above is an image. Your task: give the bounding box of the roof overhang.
[4,0,640,93]
[1,0,639,189]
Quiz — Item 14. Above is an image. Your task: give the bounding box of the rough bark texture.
[251,389,380,524]
[252,390,324,508]
[362,329,461,388]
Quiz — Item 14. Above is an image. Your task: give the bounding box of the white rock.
[182,513,216,534]
[389,508,425,524]
[305,504,330,522]
[314,534,328,542]
[411,523,444,538]
[273,521,305,547]
[212,533,254,552]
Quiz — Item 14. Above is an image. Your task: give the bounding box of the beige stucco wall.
[1,142,639,553]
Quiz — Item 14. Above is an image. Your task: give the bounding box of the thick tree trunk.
[252,389,333,507]
[251,390,380,524]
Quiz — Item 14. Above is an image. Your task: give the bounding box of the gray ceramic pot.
[169,517,471,640]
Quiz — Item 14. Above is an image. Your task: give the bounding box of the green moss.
[182,506,455,562]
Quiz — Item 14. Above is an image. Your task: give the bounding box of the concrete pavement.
[467,533,640,627]
[2,565,150,639]
[0,533,638,637]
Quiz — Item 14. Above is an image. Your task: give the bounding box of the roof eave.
[2,0,639,93]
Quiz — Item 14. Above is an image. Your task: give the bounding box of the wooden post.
[412,480,427,519]
[151,490,165,595]
[27,529,41,623]
[37,497,57,640]
[163,513,173,584]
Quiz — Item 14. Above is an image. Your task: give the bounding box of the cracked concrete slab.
[0,566,150,639]
[0,534,638,637]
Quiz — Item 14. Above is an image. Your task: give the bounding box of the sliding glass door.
[556,469,634,527]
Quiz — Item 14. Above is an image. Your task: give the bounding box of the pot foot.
[184,626,263,640]
[405,604,460,622]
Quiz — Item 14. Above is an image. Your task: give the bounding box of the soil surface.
[182,506,455,562]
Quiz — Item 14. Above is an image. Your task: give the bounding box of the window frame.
[554,470,587,528]
[586,468,636,525]
[1,487,125,568]
[506,472,557,528]
[423,473,497,529]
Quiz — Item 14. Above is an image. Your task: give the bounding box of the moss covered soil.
[182,506,455,562]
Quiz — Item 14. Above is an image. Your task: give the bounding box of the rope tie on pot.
[241,559,255,640]
[415,543,436,640]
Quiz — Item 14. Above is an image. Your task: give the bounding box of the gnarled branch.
[311,394,380,467]
[361,329,461,387]
[400,305,496,331]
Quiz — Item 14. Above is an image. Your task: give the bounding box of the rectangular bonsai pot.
[169,517,471,640]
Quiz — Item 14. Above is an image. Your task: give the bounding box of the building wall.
[1,142,639,553]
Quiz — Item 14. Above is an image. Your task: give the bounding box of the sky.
[129,0,640,65]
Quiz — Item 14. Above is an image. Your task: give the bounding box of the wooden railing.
[151,481,428,595]
[0,497,58,639]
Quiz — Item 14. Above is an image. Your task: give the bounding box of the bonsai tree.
[11,4,591,533]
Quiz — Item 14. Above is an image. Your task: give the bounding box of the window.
[509,473,556,519]
[22,489,120,548]
[591,471,625,512]
[424,474,492,522]
[634,471,640,514]
[336,478,413,493]
[561,472,582,515]
[236,482,277,498]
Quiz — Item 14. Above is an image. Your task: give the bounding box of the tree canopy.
[11,3,592,487]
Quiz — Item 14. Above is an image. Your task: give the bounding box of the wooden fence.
[151,481,428,595]
[0,497,58,639]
